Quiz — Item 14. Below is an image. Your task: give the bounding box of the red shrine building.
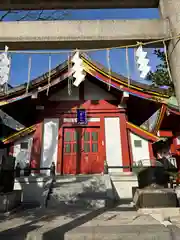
[0,53,180,175]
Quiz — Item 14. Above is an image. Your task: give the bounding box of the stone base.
[0,190,22,213]
[133,188,178,209]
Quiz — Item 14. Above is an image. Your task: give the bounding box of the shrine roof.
[1,124,36,144]
[126,121,160,142]
[0,53,173,107]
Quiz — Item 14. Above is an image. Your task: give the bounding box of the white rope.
[46,55,52,96]
[26,56,32,94]
[68,54,72,96]
[163,40,173,83]
[5,53,11,95]
[106,48,111,91]
[133,47,139,82]
[126,47,130,87]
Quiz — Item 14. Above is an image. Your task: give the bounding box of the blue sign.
[77,109,87,125]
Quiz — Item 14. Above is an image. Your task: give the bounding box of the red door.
[62,128,77,174]
[62,127,103,174]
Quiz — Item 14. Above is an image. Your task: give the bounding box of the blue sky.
[0,8,161,87]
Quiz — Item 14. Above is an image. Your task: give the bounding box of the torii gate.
[0,0,180,107]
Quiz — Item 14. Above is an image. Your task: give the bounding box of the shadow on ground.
[1,203,180,240]
[0,174,117,240]
[0,205,109,240]
[0,174,136,239]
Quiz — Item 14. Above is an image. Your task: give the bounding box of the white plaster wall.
[104,117,123,173]
[130,132,150,164]
[84,80,116,100]
[41,118,59,174]
[13,135,33,169]
[49,85,79,101]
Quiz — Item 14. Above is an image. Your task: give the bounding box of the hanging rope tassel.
[26,56,32,94]
[133,47,139,80]
[46,55,52,96]
[5,53,11,95]
[126,47,130,87]
[107,48,111,91]
[163,40,173,83]
[68,53,72,96]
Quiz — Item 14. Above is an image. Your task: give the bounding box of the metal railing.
[14,166,56,177]
[106,158,178,172]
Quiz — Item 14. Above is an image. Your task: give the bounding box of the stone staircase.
[45,174,115,210]
[14,172,138,209]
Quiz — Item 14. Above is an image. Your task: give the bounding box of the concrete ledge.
[0,19,169,50]
[0,190,22,213]
[0,205,22,217]
[110,173,138,182]
[138,208,180,219]
[14,176,51,205]
[134,188,178,208]
[110,173,138,200]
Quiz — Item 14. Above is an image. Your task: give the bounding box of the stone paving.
[0,205,180,239]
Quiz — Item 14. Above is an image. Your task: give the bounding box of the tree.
[147,49,174,94]
[0,10,70,21]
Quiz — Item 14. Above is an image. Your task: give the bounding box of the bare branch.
[0,10,70,22]
[36,10,44,20]
[0,10,12,21]
[16,11,33,21]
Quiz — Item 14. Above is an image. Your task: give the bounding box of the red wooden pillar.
[148,142,155,166]
[171,138,176,155]
[57,126,63,174]
[56,118,64,174]
[30,122,43,173]
[173,137,180,171]
[9,144,14,156]
[119,110,131,172]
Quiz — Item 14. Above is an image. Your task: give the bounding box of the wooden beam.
[0,0,159,10]
[157,130,173,137]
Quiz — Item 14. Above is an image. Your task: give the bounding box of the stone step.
[138,207,180,218]
[47,198,108,209]
[64,225,171,240]
[25,221,172,240]
[25,212,172,240]
[46,175,115,209]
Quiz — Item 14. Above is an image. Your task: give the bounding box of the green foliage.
[147,49,174,95]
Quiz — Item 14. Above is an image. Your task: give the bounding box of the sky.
[0,8,162,87]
